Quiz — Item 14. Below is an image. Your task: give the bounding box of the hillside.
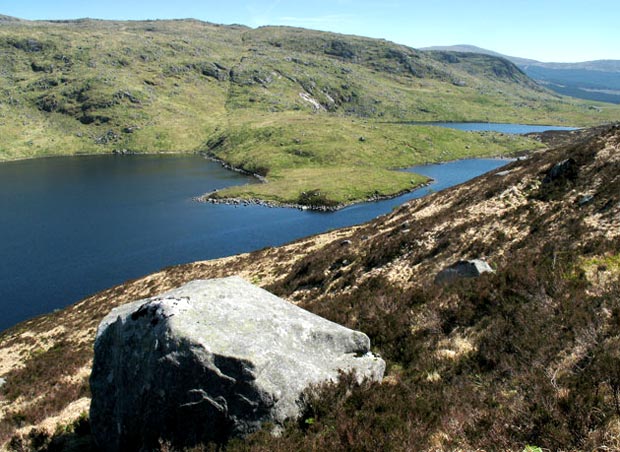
[0,123,618,450]
[421,44,538,65]
[422,44,620,104]
[1,18,619,207]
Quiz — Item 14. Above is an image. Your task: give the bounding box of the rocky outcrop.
[89,276,385,451]
[434,259,495,284]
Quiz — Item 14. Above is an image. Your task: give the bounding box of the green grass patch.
[214,166,428,206]
[206,112,541,205]
[583,253,620,274]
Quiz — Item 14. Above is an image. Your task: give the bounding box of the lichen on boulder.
[89,276,385,451]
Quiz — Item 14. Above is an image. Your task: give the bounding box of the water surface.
[0,155,509,332]
[411,122,578,134]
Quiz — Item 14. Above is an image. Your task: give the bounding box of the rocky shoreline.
[194,182,433,212]
[195,194,338,211]
[197,151,434,211]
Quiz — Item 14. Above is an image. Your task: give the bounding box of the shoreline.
[195,152,531,212]
[194,180,434,212]
[0,149,198,164]
[196,151,433,211]
[198,151,268,183]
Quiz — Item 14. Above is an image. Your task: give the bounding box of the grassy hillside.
[0,124,618,451]
[1,18,619,205]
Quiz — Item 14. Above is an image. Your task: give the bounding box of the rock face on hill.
[89,276,385,451]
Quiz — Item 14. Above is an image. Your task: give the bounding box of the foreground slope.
[0,124,618,450]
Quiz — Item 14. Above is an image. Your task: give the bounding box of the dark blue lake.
[416,122,578,134]
[0,155,511,332]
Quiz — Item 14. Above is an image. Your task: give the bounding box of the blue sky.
[1,0,618,62]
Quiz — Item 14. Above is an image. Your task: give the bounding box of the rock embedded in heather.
[90,276,385,451]
[434,259,495,284]
[543,158,577,183]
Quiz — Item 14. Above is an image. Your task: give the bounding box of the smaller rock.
[495,170,511,177]
[95,130,119,144]
[578,194,594,206]
[600,199,615,212]
[112,149,137,155]
[359,136,366,142]
[0,377,6,389]
[435,259,494,284]
[543,158,577,183]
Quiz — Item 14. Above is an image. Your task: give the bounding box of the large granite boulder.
[90,276,385,451]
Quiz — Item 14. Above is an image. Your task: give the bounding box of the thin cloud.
[277,14,357,25]
[334,0,400,6]
[265,0,283,15]
[247,0,283,26]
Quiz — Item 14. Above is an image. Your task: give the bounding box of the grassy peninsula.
[1,17,619,206]
[201,114,538,207]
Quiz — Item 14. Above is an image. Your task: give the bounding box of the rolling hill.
[1,18,619,207]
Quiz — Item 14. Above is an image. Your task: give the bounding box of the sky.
[1,0,619,63]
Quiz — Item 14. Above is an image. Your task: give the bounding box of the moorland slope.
[0,123,618,451]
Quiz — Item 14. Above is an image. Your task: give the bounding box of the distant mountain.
[421,44,536,65]
[422,44,620,103]
[526,60,620,72]
[421,44,620,71]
